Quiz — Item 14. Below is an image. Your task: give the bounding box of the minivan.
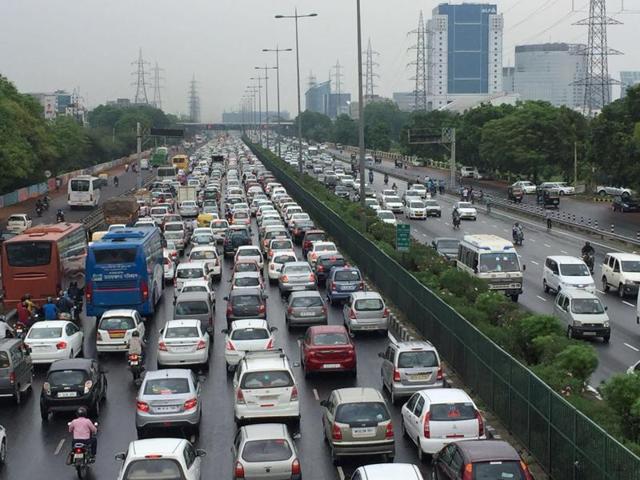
[0,338,33,405]
[543,256,595,294]
[601,252,640,298]
[554,289,610,342]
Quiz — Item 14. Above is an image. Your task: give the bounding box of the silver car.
[135,369,202,438]
[278,262,316,296]
[157,319,211,370]
[342,291,389,335]
[232,423,301,480]
[285,291,327,329]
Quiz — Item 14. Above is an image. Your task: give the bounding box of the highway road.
[0,170,436,480]
[328,155,640,387]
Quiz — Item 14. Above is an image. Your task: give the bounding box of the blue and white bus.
[85,227,164,317]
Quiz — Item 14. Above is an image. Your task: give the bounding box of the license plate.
[582,331,597,336]
[291,286,304,291]
[352,427,376,438]
[172,346,193,352]
[154,406,179,413]
[74,454,84,460]
[57,391,78,398]
[411,374,431,381]
[323,364,341,369]
[299,311,316,317]
[130,361,139,366]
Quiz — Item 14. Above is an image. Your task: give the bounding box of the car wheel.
[0,439,6,465]
[598,190,607,197]
[543,279,549,294]
[618,284,626,298]
[390,385,397,405]
[603,335,611,343]
[602,277,609,292]
[559,191,565,196]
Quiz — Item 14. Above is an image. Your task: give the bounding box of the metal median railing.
[248,141,640,480]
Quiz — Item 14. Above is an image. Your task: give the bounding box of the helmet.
[132,330,140,337]
[47,297,53,303]
[515,222,520,227]
[76,407,87,418]
[585,241,591,246]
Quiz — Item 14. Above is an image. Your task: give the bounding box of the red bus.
[1,223,87,310]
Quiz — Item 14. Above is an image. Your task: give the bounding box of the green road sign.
[396,223,411,252]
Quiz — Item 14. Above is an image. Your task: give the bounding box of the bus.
[456,234,523,302]
[171,154,189,172]
[85,227,164,317]
[157,166,177,181]
[68,175,101,209]
[150,147,169,167]
[1,223,87,309]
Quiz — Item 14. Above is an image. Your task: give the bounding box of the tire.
[390,385,398,405]
[510,294,519,302]
[0,439,6,465]
[618,284,626,298]
[603,335,611,343]
[602,277,609,292]
[543,280,550,294]
[76,464,86,479]
[40,405,49,421]
[136,428,146,439]
[559,191,565,196]
[598,190,607,197]
[330,446,340,466]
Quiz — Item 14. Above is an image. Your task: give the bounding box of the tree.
[399,110,459,159]
[363,100,407,150]
[602,373,640,442]
[331,114,357,145]
[293,110,332,143]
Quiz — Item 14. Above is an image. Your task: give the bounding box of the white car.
[410,184,428,199]
[268,251,298,282]
[96,309,145,353]
[6,214,32,233]
[223,319,276,370]
[157,319,210,369]
[115,438,205,480]
[174,261,213,294]
[377,210,397,225]
[235,245,264,269]
[404,200,427,220]
[267,238,295,260]
[365,198,381,211]
[175,280,216,306]
[453,201,477,220]
[163,252,177,283]
[597,185,634,197]
[189,245,222,280]
[210,219,229,243]
[382,195,404,214]
[539,182,575,195]
[107,223,127,232]
[512,181,537,194]
[306,241,338,267]
[25,321,84,364]
[460,166,479,179]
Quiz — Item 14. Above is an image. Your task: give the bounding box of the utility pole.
[151,62,164,110]
[364,38,379,103]
[574,141,578,186]
[263,47,293,157]
[136,122,142,188]
[131,48,150,105]
[332,59,344,117]
[255,65,278,149]
[357,0,366,209]
[408,11,428,111]
[250,77,263,144]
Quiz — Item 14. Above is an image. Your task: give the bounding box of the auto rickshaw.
[507,186,525,203]
[197,213,215,227]
[536,187,560,209]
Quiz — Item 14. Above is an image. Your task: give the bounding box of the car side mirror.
[522,264,527,272]
[115,452,126,461]
[605,306,608,311]
[270,326,278,332]
[223,296,229,301]
[221,328,229,334]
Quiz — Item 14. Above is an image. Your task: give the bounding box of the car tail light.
[382,307,389,317]
[331,422,343,440]
[196,340,206,350]
[291,458,301,475]
[236,389,245,404]
[462,463,473,480]
[234,461,245,478]
[8,372,15,385]
[287,306,293,315]
[521,461,534,480]
[476,410,484,437]
[258,304,266,314]
[385,422,394,439]
[290,385,298,401]
[436,367,444,381]
[158,341,167,351]
[393,368,402,381]
[85,282,92,303]
[329,281,335,291]
[184,398,198,410]
[321,305,327,314]
[309,273,315,282]
[266,338,274,349]
[140,280,149,301]
[56,341,67,350]
[280,275,289,283]
[317,265,324,272]
[423,412,431,438]
[137,401,150,412]
[226,340,235,351]
[359,281,365,290]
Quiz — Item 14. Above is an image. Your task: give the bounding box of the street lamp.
[249,77,264,144]
[263,47,293,158]
[275,9,318,173]
[356,0,366,208]
[255,65,278,151]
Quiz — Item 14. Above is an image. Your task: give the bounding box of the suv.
[543,255,595,294]
[321,387,395,464]
[554,289,610,342]
[233,349,300,425]
[223,226,252,257]
[378,340,445,405]
[601,252,640,298]
[314,253,346,284]
[0,338,33,405]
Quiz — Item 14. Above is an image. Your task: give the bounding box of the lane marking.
[337,466,345,480]
[529,238,536,243]
[530,260,539,265]
[596,289,605,294]
[623,301,636,308]
[625,343,640,352]
[313,388,320,401]
[561,250,568,254]
[536,295,548,302]
[54,438,66,456]
[544,244,551,248]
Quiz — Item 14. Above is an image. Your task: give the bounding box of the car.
[210,219,229,243]
[0,338,33,405]
[225,287,268,325]
[511,180,537,194]
[178,201,199,217]
[378,340,445,404]
[232,210,251,227]
[40,358,107,420]
[453,202,477,220]
[25,320,84,364]
[222,319,276,371]
[554,289,610,342]
[460,166,479,179]
[231,271,264,292]
[301,229,326,256]
[157,319,211,369]
[601,252,640,297]
[300,325,356,377]
[543,255,595,294]
[404,200,427,220]
[382,195,404,213]
[5,213,32,234]
[612,195,640,212]
[232,259,263,280]
[424,199,442,217]
[233,349,300,425]
[376,210,397,225]
[314,253,347,284]
[96,309,145,353]
[342,291,389,334]
[232,423,302,480]
[326,266,364,305]
[402,190,423,205]
[278,261,316,296]
[235,245,264,269]
[431,237,460,262]
[401,388,485,459]
[290,218,315,243]
[164,221,187,253]
[364,198,381,212]
[174,261,213,294]
[135,369,202,438]
[188,246,222,280]
[335,185,350,198]
[176,279,215,307]
[306,241,338,267]
[163,252,177,283]
[268,251,298,283]
[173,291,214,332]
[597,185,634,197]
[223,227,252,257]
[285,290,328,329]
[350,464,424,480]
[431,440,534,479]
[321,387,395,464]
[539,181,575,195]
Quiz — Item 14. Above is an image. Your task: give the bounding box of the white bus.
[67,175,101,209]
[456,234,524,301]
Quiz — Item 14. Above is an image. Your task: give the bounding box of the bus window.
[5,242,52,267]
[93,248,137,264]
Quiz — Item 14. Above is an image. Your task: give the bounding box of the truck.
[150,147,169,167]
[102,197,140,226]
[178,186,197,204]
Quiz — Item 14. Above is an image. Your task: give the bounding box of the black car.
[224,287,268,326]
[40,358,107,420]
[222,227,251,257]
[613,195,640,213]
[314,253,346,284]
[431,237,460,263]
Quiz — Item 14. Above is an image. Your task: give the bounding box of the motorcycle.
[42,197,50,211]
[128,353,145,386]
[67,423,98,479]
[368,172,374,184]
[582,251,595,274]
[512,229,524,246]
[36,205,43,217]
[452,215,461,230]
[13,322,26,339]
[56,211,65,223]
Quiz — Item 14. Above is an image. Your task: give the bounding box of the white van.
[554,289,610,342]
[140,158,149,170]
[460,166,479,179]
[67,175,101,209]
[601,252,640,298]
[543,255,595,294]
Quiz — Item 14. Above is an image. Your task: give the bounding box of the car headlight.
[573,320,582,326]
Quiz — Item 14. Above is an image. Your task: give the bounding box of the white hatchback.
[189,246,222,280]
[96,309,145,353]
[223,319,276,370]
[25,321,84,364]
[267,251,298,282]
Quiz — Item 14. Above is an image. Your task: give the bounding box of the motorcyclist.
[56,290,74,315]
[24,294,36,316]
[0,315,14,339]
[512,222,523,241]
[16,300,30,327]
[68,407,97,459]
[42,195,50,210]
[383,173,389,185]
[452,209,461,228]
[391,182,397,192]
[581,241,595,257]
[35,199,43,210]
[56,209,65,222]
[368,169,374,183]
[128,330,145,363]
[43,297,59,320]
[113,176,119,187]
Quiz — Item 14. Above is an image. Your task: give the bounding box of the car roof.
[180,280,210,289]
[547,255,584,264]
[177,261,207,269]
[31,320,71,328]
[289,290,322,299]
[236,245,260,251]
[283,261,311,268]
[309,325,348,335]
[229,287,262,296]
[144,368,193,380]
[48,358,94,372]
[241,423,289,440]
[102,309,138,318]
[335,387,384,403]
[359,464,422,478]
[174,291,210,301]
[422,388,473,403]
[560,288,600,300]
[455,440,521,462]
[392,340,436,352]
[190,245,217,252]
[230,319,269,330]
[608,252,640,260]
[350,291,380,301]
[128,438,186,457]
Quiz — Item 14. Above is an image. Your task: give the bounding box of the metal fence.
[250,143,640,480]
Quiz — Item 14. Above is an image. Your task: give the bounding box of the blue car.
[326,266,364,305]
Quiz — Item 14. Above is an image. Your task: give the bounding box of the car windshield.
[164,232,183,239]
[178,268,204,279]
[316,244,336,252]
[235,263,258,273]
[378,212,394,220]
[305,233,325,242]
[164,224,183,232]
[241,370,293,389]
[165,326,200,338]
[571,298,605,314]
[274,255,296,264]
[231,328,270,341]
[354,298,383,311]
[291,295,323,308]
[559,263,590,276]
[175,301,208,315]
[457,202,473,209]
[425,201,439,207]
[193,234,213,243]
[235,277,260,287]
[191,251,216,260]
[99,316,135,330]
[238,249,260,257]
[28,327,62,339]
[181,286,207,295]
[335,270,360,282]
[335,402,389,424]
[430,402,476,421]
[622,261,640,272]
[479,253,520,273]
[472,461,525,480]
[313,332,348,346]
[242,439,292,463]
[143,378,190,395]
[410,202,425,208]
[48,370,87,386]
[232,295,260,306]
[272,241,292,250]
[398,351,438,368]
[386,196,401,203]
[284,265,310,275]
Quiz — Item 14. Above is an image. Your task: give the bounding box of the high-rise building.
[393,92,415,112]
[620,71,640,98]
[502,67,515,94]
[513,43,586,108]
[304,80,350,118]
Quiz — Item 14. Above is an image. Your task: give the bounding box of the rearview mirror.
[115,452,126,461]
[522,264,527,272]
[270,326,278,332]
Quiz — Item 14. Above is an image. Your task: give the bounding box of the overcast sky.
[1,0,639,121]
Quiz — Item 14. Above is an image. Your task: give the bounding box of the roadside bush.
[439,269,487,303]
[513,315,564,364]
[554,344,598,385]
[602,374,640,442]
[475,292,519,327]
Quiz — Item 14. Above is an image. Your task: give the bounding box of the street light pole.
[263,47,293,158]
[356,0,366,208]
[250,77,263,144]
[275,10,318,173]
[255,65,278,151]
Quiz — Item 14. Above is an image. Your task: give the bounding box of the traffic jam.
[0,136,535,480]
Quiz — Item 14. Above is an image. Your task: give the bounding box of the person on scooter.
[452,208,461,229]
[383,173,389,185]
[56,209,65,222]
[128,330,145,361]
[56,290,74,316]
[68,407,97,459]
[581,241,595,257]
[43,297,59,320]
[512,222,523,243]
[391,182,397,192]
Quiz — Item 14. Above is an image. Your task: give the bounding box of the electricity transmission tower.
[574,0,622,115]
[307,71,317,91]
[151,62,164,110]
[332,59,344,116]
[131,48,150,105]
[188,74,200,123]
[364,38,379,102]
[408,11,428,111]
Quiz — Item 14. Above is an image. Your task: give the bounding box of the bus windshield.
[93,248,137,264]
[6,242,52,267]
[479,252,520,273]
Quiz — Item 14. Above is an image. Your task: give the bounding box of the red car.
[300,325,357,377]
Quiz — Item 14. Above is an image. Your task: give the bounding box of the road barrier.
[248,139,640,480]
